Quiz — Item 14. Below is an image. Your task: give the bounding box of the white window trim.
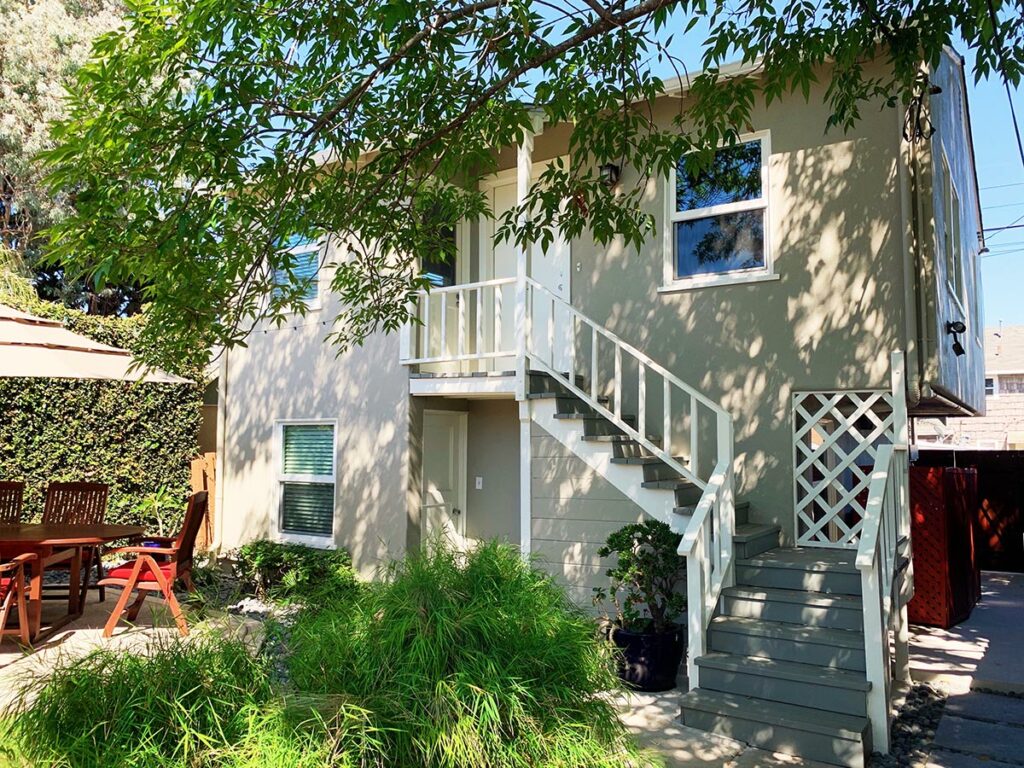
[985,376,998,398]
[273,418,338,547]
[662,130,773,292]
[277,239,325,314]
[940,150,967,317]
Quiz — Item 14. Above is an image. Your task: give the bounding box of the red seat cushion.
[107,560,175,582]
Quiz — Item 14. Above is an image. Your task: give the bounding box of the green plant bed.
[232,540,359,603]
[286,540,642,768]
[0,541,647,768]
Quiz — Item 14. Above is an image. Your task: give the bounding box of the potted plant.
[593,519,686,692]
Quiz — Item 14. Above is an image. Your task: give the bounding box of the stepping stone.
[928,748,1021,768]
[943,691,1024,727]
[933,715,1024,765]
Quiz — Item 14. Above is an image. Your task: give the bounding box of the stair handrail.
[523,277,736,692]
[854,351,910,755]
[523,277,729,490]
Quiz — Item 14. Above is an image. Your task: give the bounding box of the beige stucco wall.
[216,252,413,578]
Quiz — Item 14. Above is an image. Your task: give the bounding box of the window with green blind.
[273,240,321,305]
[279,423,335,537]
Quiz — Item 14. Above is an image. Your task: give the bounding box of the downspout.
[897,106,924,409]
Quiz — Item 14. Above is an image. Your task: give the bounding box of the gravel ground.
[871,683,947,768]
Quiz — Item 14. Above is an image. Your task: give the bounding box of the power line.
[985,213,1024,240]
[984,201,1024,211]
[981,181,1024,191]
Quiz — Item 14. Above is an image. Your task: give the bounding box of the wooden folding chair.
[1,553,37,645]
[0,481,24,524]
[100,492,208,638]
[42,481,109,603]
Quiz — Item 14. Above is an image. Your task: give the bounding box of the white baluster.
[663,380,671,454]
[495,283,503,353]
[548,295,555,369]
[458,288,466,358]
[475,287,483,356]
[423,292,431,359]
[614,346,622,420]
[690,395,700,477]
[591,326,598,402]
[440,292,448,357]
[638,366,646,440]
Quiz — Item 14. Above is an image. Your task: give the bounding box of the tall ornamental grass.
[287,540,642,768]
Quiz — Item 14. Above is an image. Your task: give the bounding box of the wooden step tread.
[734,523,781,542]
[738,548,858,573]
[680,689,869,740]
[696,652,870,691]
[723,585,863,610]
[581,434,662,443]
[641,479,696,490]
[609,455,687,466]
[709,615,865,649]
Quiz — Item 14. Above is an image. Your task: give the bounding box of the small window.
[274,238,322,306]
[985,377,995,396]
[279,423,335,539]
[421,226,457,287]
[941,155,965,308]
[667,135,770,285]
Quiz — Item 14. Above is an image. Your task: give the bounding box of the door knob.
[452,508,462,516]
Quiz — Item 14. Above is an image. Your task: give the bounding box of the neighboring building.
[213,49,984,767]
[916,326,1024,449]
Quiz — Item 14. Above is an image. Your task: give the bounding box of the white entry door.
[482,160,571,373]
[421,411,467,549]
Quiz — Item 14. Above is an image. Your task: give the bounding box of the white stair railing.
[524,277,735,688]
[399,277,517,365]
[855,351,911,755]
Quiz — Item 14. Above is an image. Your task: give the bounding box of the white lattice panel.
[792,389,896,548]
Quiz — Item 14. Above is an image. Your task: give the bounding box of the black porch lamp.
[599,162,621,187]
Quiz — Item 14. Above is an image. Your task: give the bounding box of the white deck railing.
[399,277,517,365]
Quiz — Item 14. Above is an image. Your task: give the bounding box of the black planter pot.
[609,624,685,692]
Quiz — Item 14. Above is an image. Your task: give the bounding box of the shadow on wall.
[221,309,411,576]
[575,107,905,530]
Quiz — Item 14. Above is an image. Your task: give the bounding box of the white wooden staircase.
[401,276,912,767]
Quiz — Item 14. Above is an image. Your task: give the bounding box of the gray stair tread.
[680,689,869,739]
[527,392,609,402]
[556,412,636,422]
[641,479,697,490]
[739,548,858,573]
[696,652,870,691]
[610,455,686,466]
[709,615,864,649]
[411,370,515,378]
[581,434,662,443]
[734,523,781,542]
[723,585,862,610]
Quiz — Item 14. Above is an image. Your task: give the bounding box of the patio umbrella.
[0,303,189,384]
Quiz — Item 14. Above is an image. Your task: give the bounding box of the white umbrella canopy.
[0,303,190,384]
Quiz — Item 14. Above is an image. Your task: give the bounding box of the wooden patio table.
[0,523,144,641]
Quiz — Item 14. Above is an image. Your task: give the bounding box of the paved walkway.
[908,572,1024,768]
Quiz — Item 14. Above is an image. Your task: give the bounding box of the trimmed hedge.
[0,293,204,528]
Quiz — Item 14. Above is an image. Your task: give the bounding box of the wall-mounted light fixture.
[599,163,620,187]
[946,320,967,357]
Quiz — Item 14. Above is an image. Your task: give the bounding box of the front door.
[421,411,467,549]
[481,160,571,373]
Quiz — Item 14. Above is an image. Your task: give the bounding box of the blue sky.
[960,48,1024,328]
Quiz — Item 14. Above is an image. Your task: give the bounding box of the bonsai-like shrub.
[286,540,642,767]
[593,519,686,634]
[233,539,358,601]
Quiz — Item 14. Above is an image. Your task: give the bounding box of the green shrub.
[593,519,686,634]
[233,540,358,601]
[286,540,642,768]
[0,292,203,527]
[0,638,270,767]
[0,637,377,768]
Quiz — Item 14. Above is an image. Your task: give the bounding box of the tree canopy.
[42,0,1024,367]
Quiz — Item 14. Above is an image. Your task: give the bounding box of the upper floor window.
[985,377,996,396]
[941,154,965,310]
[274,236,322,308]
[663,133,773,291]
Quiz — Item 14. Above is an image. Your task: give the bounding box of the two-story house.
[210,48,984,767]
